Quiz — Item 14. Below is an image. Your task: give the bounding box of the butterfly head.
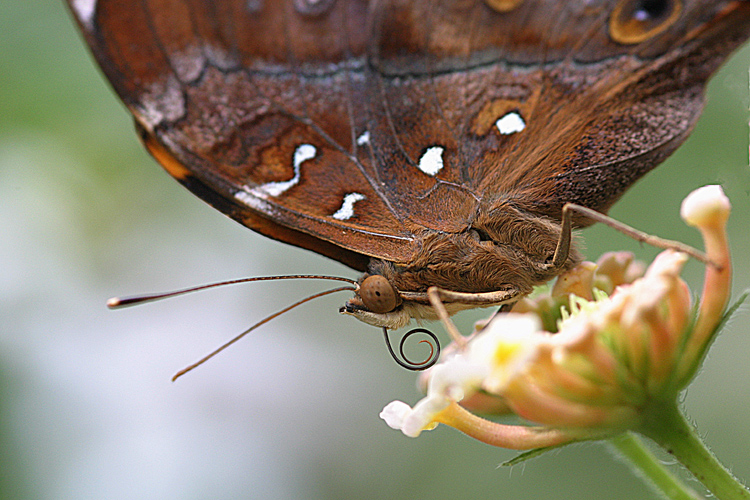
[340,209,582,329]
[340,263,523,330]
[340,273,413,330]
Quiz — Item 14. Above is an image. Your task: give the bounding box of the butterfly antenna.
[171,285,356,381]
[107,275,358,309]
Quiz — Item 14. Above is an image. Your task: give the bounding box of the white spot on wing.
[234,190,262,210]
[294,143,317,167]
[332,193,365,220]
[136,75,186,132]
[495,112,526,135]
[253,144,316,198]
[356,131,370,146]
[234,190,282,221]
[71,0,97,27]
[633,9,650,22]
[170,46,206,83]
[418,146,444,176]
[203,44,239,70]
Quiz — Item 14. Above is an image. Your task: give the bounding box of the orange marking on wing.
[142,134,191,181]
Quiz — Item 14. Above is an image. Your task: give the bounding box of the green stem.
[638,402,750,500]
[608,432,701,500]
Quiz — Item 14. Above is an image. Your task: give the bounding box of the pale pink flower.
[382,186,733,450]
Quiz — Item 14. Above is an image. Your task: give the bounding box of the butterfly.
[67,0,750,341]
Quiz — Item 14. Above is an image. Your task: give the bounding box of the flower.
[381,186,733,450]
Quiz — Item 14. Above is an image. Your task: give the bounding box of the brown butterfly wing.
[67,0,750,272]
[488,1,750,221]
[363,1,750,223]
[69,0,418,271]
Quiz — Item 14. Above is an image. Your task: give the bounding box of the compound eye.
[360,275,399,314]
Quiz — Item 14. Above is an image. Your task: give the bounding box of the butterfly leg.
[561,203,715,267]
[426,287,521,349]
[547,203,575,271]
[478,303,514,332]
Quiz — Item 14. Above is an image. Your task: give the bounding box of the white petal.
[380,401,412,431]
[465,313,545,394]
[468,314,543,365]
[427,354,487,401]
[401,394,447,437]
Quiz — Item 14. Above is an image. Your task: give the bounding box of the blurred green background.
[2,1,750,499]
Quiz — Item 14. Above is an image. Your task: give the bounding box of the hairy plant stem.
[637,402,750,500]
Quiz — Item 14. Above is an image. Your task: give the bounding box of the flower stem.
[638,403,750,500]
[608,432,701,500]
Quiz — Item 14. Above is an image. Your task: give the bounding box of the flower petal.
[380,401,412,431]
[680,185,730,229]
